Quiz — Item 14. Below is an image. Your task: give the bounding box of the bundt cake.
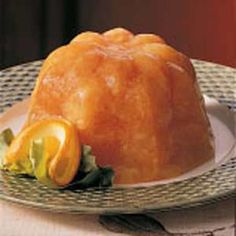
[25,28,214,184]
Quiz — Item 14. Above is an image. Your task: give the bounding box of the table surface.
[0,197,235,236]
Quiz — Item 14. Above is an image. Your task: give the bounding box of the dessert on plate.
[1,28,214,186]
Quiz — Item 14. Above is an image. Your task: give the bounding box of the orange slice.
[4,119,80,187]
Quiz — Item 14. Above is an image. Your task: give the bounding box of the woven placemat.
[0,60,235,214]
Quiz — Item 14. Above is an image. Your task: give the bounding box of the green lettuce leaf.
[0,128,14,169]
[29,139,56,188]
[64,145,114,189]
[79,145,98,172]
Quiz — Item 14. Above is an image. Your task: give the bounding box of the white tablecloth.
[0,198,235,236]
